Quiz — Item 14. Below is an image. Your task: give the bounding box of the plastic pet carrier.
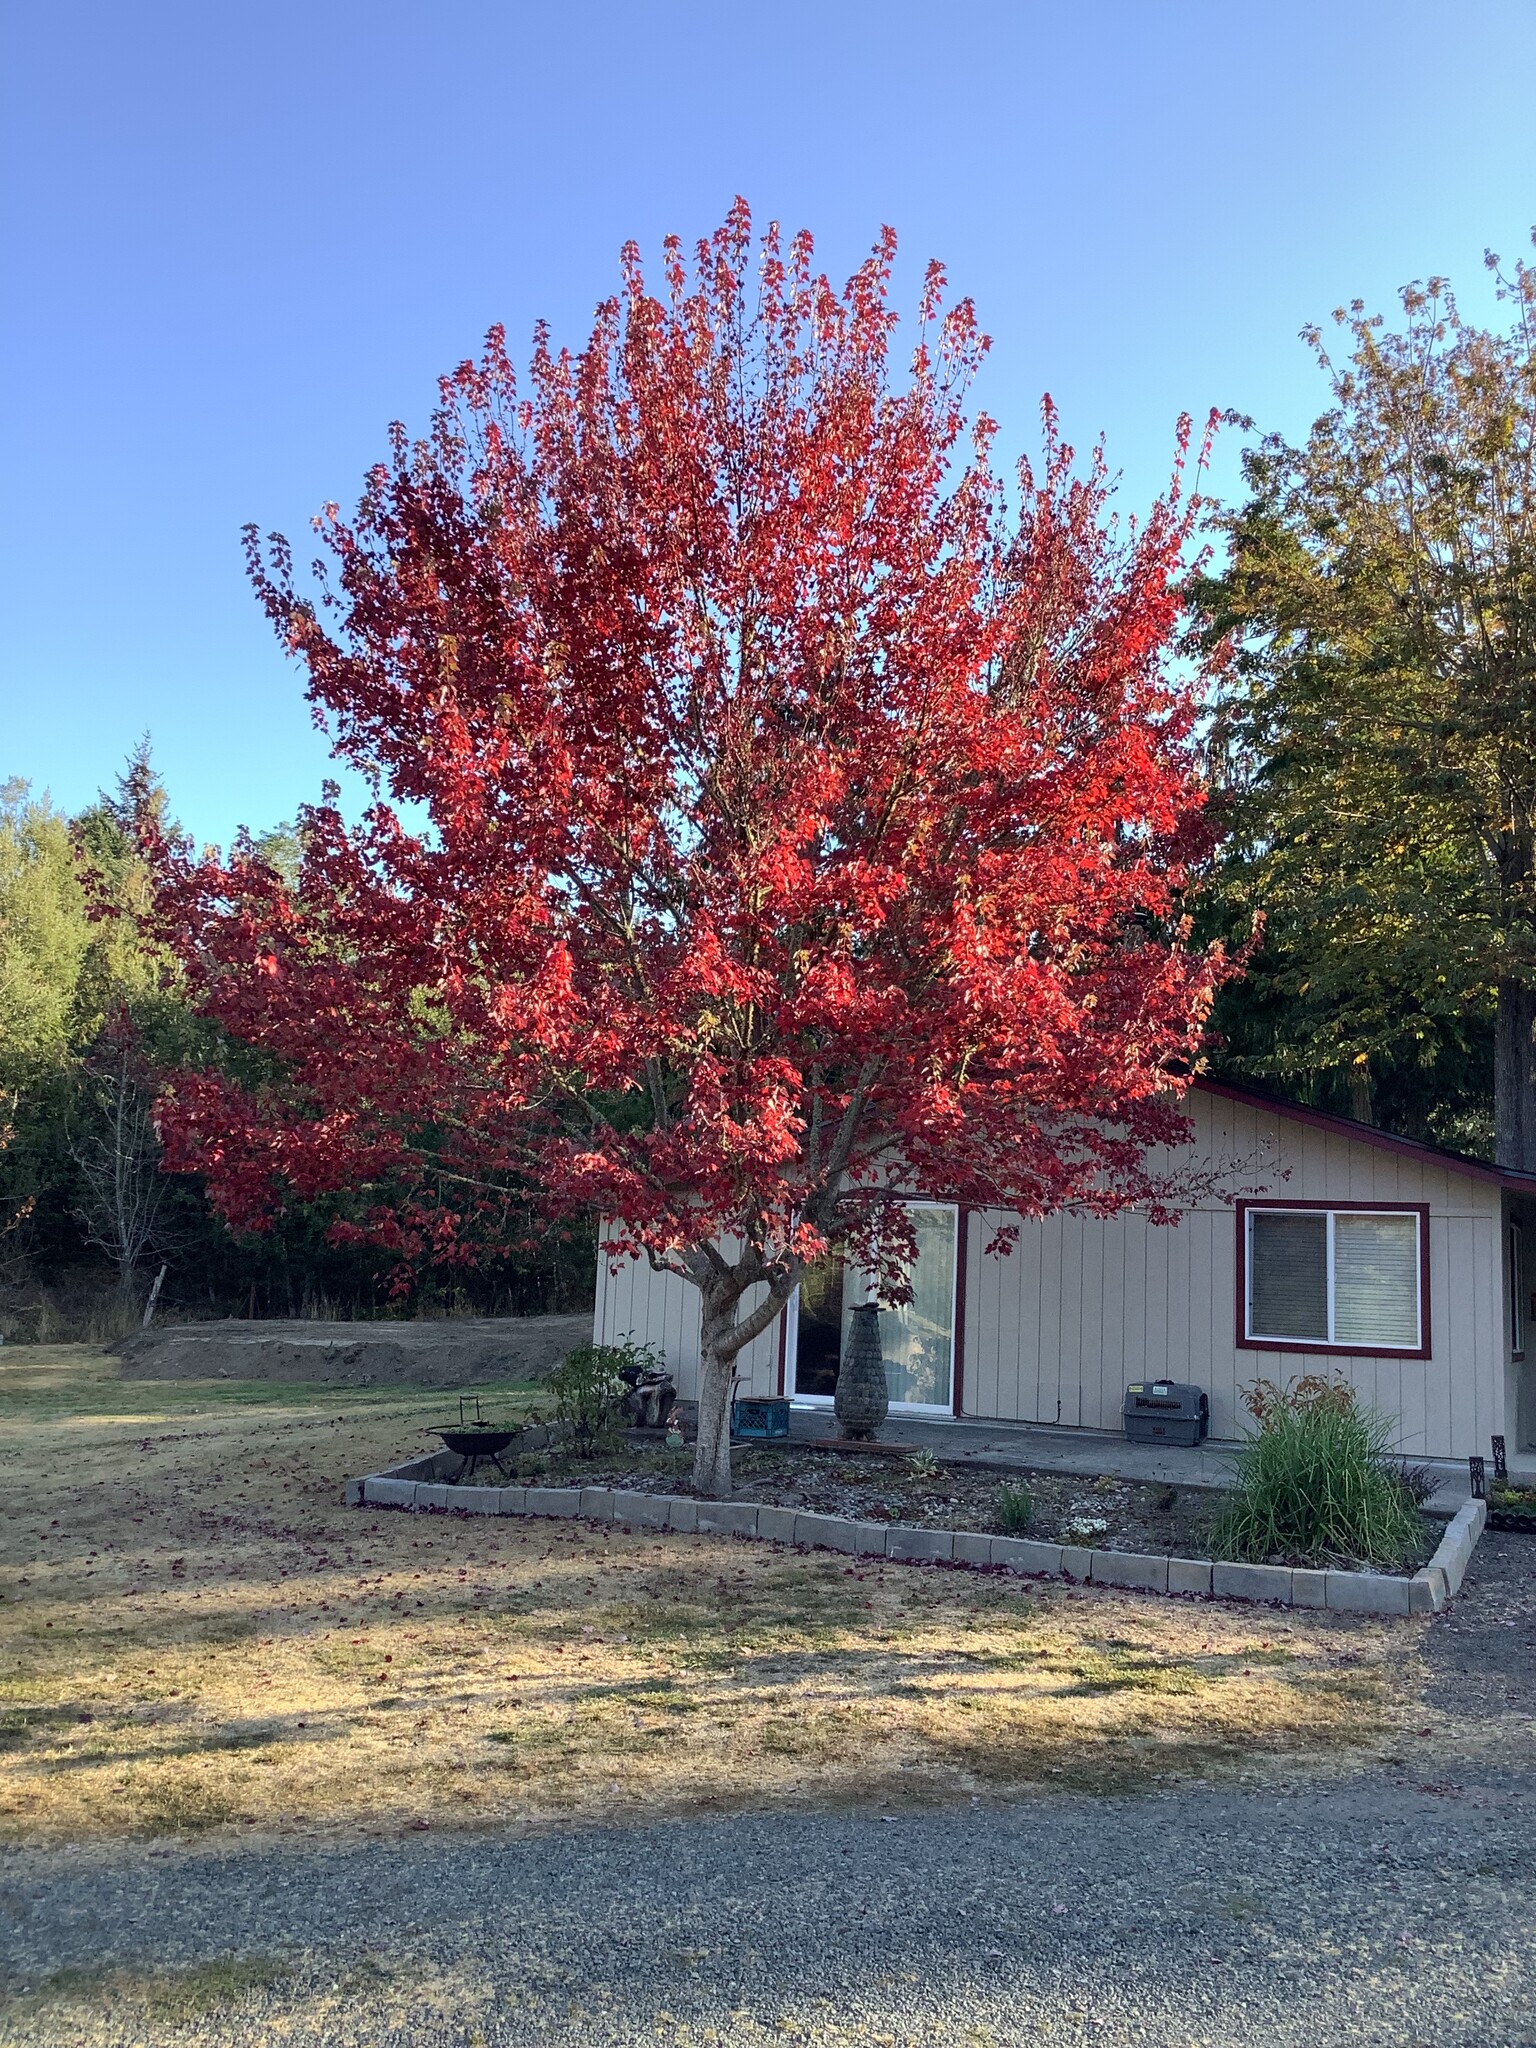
[1123,1380,1209,1447]
[731,1396,792,1442]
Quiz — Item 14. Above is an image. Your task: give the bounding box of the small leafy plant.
[907,1449,943,1483]
[1062,1514,1109,1544]
[1212,1376,1424,1568]
[996,1481,1034,1533]
[546,1343,630,1457]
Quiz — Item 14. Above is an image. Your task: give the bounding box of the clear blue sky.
[3,0,1533,848]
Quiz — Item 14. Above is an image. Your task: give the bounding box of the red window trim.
[1235,1198,1432,1361]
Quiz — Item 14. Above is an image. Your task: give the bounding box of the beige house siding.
[592,1246,781,1404]
[965,1087,1507,1456]
[592,1087,1521,1457]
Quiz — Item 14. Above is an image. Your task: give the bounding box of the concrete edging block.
[608,1490,667,1528]
[666,1498,698,1532]
[1428,1499,1485,1600]
[853,1522,890,1557]
[887,1526,955,1564]
[1325,1570,1411,1615]
[579,1488,616,1522]
[695,1502,761,1538]
[951,1531,994,1567]
[1408,1571,1441,1615]
[755,1505,801,1546]
[991,1537,1063,1576]
[496,1485,528,1514]
[375,1452,449,1483]
[1168,1556,1213,1597]
[1089,1550,1170,1594]
[455,1485,503,1515]
[414,1483,450,1511]
[1059,1545,1095,1583]
[522,1488,581,1518]
[792,1513,861,1554]
[362,1477,416,1509]
[1289,1568,1329,1609]
[1212,1561,1293,1604]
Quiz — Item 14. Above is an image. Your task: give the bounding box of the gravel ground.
[2,1535,1532,2048]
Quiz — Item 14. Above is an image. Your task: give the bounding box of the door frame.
[781,1199,963,1417]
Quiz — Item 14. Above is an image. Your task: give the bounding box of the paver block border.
[990,1537,1063,1576]
[362,1477,416,1509]
[695,1502,761,1538]
[1325,1570,1411,1615]
[887,1526,954,1563]
[1168,1556,1213,1597]
[1212,1560,1293,1603]
[792,1513,861,1554]
[1089,1550,1170,1594]
[609,1491,669,1529]
[349,1455,1486,1621]
[522,1487,582,1518]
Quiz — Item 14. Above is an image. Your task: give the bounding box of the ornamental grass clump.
[1212,1376,1425,1569]
[996,1481,1033,1533]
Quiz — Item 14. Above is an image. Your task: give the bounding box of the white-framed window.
[1242,1203,1424,1353]
[1510,1220,1525,1360]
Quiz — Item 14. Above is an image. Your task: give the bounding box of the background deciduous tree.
[1193,235,1536,1161]
[140,205,1235,1497]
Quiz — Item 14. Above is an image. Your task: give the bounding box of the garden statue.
[835,1303,889,1440]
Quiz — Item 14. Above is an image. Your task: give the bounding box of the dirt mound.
[112,1314,592,1387]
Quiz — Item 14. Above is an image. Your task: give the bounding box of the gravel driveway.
[3,1535,1532,2048]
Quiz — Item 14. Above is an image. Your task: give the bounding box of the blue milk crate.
[731,1396,791,1442]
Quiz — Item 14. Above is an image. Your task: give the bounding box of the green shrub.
[546,1344,629,1457]
[996,1481,1033,1534]
[1212,1379,1424,1568]
[546,1336,667,1457]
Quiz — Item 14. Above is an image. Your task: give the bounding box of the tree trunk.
[1347,1062,1374,1125]
[688,1269,798,1499]
[1495,979,1536,1170]
[692,1346,736,1500]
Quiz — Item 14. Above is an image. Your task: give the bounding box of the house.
[592,1079,1536,1459]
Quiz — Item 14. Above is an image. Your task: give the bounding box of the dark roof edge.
[1191,1075,1536,1192]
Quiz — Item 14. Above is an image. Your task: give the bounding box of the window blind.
[1332,1213,1419,1346]
[1249,1210,1328,1340]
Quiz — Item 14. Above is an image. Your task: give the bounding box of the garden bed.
[503,1438,1219,1553]
[432,1435,1447,1571]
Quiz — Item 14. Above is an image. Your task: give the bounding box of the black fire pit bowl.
[432,1396,520,1481]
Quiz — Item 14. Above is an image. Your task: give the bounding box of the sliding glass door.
[787,1202,958,1413]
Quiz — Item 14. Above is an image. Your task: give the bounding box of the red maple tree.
[141,204,1234,1496]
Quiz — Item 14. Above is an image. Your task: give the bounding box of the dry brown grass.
[0,1344,1419,1844]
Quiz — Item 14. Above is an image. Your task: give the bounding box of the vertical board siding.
[594,1092,1510,1455]
[592,1244,780,1403]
